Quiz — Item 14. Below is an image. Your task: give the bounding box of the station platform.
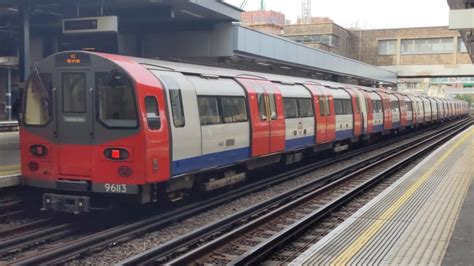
[0,131,20,188]
[292,126,474,265]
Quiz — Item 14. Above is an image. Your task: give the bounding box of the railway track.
[8,119,471,265]
[120,120,471,265]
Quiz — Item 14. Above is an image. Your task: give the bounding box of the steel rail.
[121,119,471,265]
[12,118,470,265]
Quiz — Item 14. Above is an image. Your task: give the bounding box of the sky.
[224,0,450,29]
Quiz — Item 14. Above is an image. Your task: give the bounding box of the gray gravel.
[75,129,438,264]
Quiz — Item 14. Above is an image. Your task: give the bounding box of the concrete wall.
[350,26,472,66]
[283,23,352,58]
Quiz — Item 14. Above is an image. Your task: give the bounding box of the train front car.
[20,51,170,213]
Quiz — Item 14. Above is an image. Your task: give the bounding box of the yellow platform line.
[0,169,20,177]
[0,164,20,170]
[330,127,473,266]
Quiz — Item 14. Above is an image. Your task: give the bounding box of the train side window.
[269,93,278,120]
[198,96,221,125]
[221,97,248,123]
[159,75,185,128]
[144,96,160,130]
[343,99,352,114]
[169,89,185,127]
[319,97,325,116]
[257,93,267,121]
[283,98,298,118]
[24,73,52,126]
[334,99,344,115]
[325,97,331,116]
[355,97,361,113]
[298,98,313,117]
[63,73,86,113]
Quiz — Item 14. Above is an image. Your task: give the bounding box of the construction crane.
[240,0,265,10]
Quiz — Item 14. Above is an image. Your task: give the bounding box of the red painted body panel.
[394,94,408,127]
[376,91,393,130]
[99,53,171,183]
[20,130,148,186]
[343,87,362,137]
[236,78,285,157]
[361,90,374,134]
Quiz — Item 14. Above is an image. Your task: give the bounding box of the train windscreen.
[24,71,52,126]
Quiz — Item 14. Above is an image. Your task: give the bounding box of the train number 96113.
[104,184,127,193]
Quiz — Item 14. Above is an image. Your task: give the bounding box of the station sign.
[55,53,91,66]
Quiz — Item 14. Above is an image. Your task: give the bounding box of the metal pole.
[7,68,11,121]
[19,2,30,84]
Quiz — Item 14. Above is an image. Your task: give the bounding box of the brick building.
[240,10,286,35]
[282,23,473,96]
[284,22,351,56]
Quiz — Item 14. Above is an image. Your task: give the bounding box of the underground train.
[20,51,469,213]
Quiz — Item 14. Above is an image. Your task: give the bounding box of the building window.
[458,37,468,53]
[378,40,396,55]
[400,38,453,54]
[288,34,339,47]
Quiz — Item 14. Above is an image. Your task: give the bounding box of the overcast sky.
[224,0,450,29]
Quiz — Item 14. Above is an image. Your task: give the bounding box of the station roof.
[146,24,397,84]
[0,0,242,25]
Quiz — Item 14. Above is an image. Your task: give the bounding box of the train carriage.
[20,51,468,213]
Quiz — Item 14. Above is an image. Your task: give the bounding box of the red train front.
[20,52,170,213]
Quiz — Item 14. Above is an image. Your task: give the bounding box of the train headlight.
[28,161,39,172]
[30,145,48,156]
[117,166,133,178]
[104,148,129,160]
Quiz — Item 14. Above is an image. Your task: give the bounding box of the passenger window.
[319,97,325,116]
[160,75,185,128]
[298,98,314,117]
[97,72,138,128]
[269,93,278,120]
[63,73,86,113]
[257,93,267,121]
[198,96,221,125]
[169,89,185,127]
[144,96,160,130]
[355,97,360,113]
[283,98,298,118]
[325,97,331,116]
[335,99,344,115]
[343,99,352,114]
[221,97,248,123]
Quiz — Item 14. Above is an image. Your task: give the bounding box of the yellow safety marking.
[0,164,20,171]
[331,127,473,266]
[0,169,20,176]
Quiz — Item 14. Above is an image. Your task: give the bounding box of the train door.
[343,87,362,137]
[237,78,285,157]
[361,90,374,134]
[395,94,407,127]
[304,84,327,144]
[377,91,392,130]
[54,70,94,177]
[326,93,336,141]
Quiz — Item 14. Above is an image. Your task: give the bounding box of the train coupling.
[42,193,90,214]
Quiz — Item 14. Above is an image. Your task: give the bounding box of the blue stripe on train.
[373,124,384,132]
[335,129,353,140]
[171,147,250,175]
[285,136,315,150]
[393,122,400,128]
